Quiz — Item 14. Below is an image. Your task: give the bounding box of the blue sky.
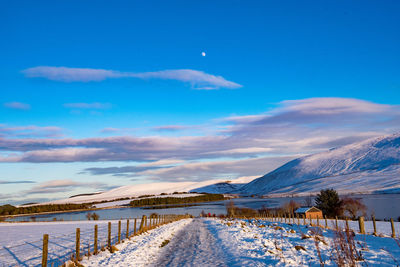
[1,0,400,204]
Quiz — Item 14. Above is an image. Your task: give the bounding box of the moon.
[201,52,206,57]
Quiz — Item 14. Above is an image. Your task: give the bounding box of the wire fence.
[229,213,400,238]
[0,214,188,267]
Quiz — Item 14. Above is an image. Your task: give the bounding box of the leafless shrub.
[330,226,364,266]
[281,200,301,216]
[309,227,326,266]
[226,200,258,218]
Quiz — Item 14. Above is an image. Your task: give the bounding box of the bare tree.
[304,194,313,206]
[281,200,301,215]
[86,212,93,220]
[341,197,367,219]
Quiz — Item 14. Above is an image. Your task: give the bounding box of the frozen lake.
[5,193,400,222]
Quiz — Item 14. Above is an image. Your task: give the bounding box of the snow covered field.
[1,217,400,266]
[205,218,400,266]
[0,219,140,266]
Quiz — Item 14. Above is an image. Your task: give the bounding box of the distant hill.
[43,177,256,205]
[240,133,400,196]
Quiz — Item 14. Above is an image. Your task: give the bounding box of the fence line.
[0,214,189,267]
[227,212,399,238]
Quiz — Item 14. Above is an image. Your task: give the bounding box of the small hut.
[295,206,323,219]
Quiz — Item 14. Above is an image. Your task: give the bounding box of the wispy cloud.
[64,102,112,109]
[0,124,63,138]
[4,102,31,110]
[83,159,184,177]
[22,66,242,90]
[0,180,36,184]
[83,156,294,182]
[152,125,189,132]
[0,98,399,173]
[100,127,122,134]
[25,179,110,194]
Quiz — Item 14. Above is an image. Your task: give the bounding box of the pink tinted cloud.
[22,66,242,90]
[0,98,399,165]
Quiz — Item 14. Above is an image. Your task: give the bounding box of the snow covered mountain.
[240,133,400,196]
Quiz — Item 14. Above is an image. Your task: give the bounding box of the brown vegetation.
[340,197,367,220]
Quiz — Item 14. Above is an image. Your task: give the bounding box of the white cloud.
[22,66,242,90]
[25,179,109,194]
[64,102,111,109]
[4,102,31,110]
[279,98,392,114]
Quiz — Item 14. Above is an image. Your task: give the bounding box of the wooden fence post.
[358,216,365,234]
[372,215,377,235]
[118,221,121,244]
[76,228,80,261]
[324,216,328,228]
[317,216,320,227]
[139,215,146,232]
[126,219,130,239]
[94,225,98,255]
[335,216,338,230]
[345,217,349,230]
[42,234,48,267]
[391,218,396,238]
[134,218,137,235]
[303,215,306,225]
[108,222,111,248]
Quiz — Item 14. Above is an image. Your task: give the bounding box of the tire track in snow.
[153,218,228,267]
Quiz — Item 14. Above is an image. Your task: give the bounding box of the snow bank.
[205,218,400,266]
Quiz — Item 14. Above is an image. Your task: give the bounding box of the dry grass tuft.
[160,239,170,247]
[295,245,307,251]
[109,245,119,253]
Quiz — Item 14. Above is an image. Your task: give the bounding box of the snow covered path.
[81,218,192,267]
[152,218,228,267]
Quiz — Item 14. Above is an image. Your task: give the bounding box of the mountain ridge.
[240,133,400,195]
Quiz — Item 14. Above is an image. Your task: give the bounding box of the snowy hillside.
[241,133,400,196]
[43,177,255,205]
